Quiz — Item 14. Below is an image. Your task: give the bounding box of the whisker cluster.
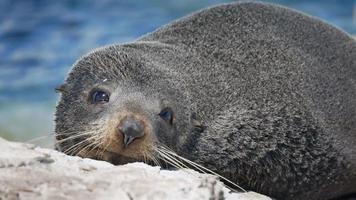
[153,144,246,193]
[54,124,107,158]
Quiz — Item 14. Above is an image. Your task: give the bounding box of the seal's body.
[55,2,356,200]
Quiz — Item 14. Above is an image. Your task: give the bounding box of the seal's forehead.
[78,48,130,77]
[64,46,133,87]
[63,45,165,97]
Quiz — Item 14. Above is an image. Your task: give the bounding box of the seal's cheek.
[100,111,155,163]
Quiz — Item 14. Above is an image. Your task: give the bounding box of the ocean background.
[0,0,355,147]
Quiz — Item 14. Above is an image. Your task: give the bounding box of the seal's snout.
[118,117,144,148]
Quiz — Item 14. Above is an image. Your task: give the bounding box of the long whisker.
[62,135,97,155]
[96,135,112,160]
[156,152,181,169]
[55,131,95,144]
[75,141,100,158]
[155,148,189,170]
[153,146,181,168]
[55,126,102,135]
[90,137,106,158]
[154,147,239,191]
[158,148,238,192]
[159,146,246,192]
[25,134,54,144]
[26,130,96,149]
[73,133,104,157]
[147,154,157,166]
[156,150,185,169]
[150,152,162,167]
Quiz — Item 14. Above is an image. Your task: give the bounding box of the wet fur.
[55,2,356,200]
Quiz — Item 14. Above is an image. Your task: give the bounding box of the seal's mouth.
[74,111,156,164]
[75,144,155,165]
[98,148,148,165]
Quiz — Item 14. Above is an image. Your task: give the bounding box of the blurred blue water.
[0,0,355,142]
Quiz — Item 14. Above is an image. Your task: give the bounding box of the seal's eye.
[91,90,110,104]
[159,107,174,124]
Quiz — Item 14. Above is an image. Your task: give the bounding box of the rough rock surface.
[0,137,271,200]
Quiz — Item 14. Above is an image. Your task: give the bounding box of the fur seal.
[55,2,356,200]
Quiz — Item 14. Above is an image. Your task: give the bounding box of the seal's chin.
[99,149,146,165]
[76,146,153,165]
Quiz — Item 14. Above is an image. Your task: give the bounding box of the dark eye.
[91,90,110,104]
[159,107,174,124]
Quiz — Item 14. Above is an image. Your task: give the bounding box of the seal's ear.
[55,84,67,94]
[191,112,206,133]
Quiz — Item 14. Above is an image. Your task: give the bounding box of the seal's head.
[55,45,198,165]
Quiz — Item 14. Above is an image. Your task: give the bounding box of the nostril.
[118,117,144,148]
[119,118,144,138]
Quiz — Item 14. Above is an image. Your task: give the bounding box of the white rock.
[0,137,271,200]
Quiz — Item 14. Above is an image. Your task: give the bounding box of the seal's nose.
[118,117,144,148]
